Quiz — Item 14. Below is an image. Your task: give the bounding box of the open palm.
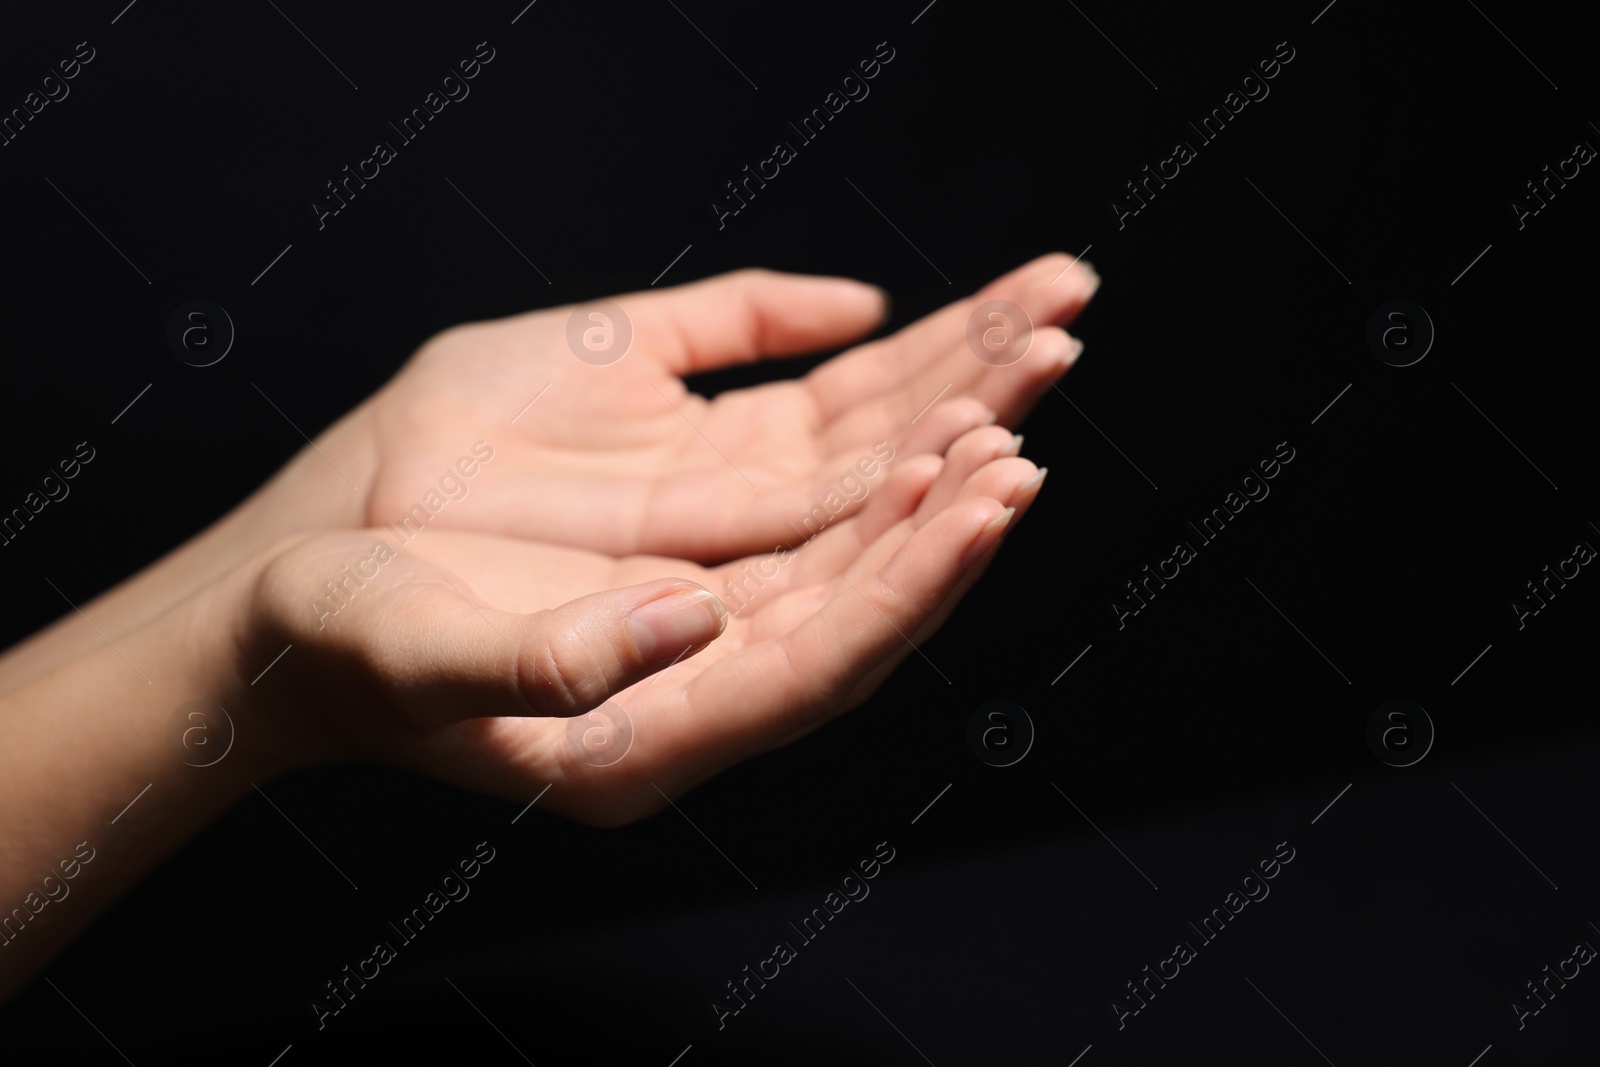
[246,426,1043,825]
[359,253,1095,562]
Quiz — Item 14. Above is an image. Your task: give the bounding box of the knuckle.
[521,620,609,715]
[960,424,1017,457]
[944,396,991,427]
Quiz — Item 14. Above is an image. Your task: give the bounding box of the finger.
[1000,327,1086,425]
[804,252,1097,422]
[803,252,1076,412]
[821,301,1085,459]
[658,436,1043,628]
[685,497,1014,757]
[734,449,1044,641]
[818,383,997,455]
[838,510,1015,713]
[788,478,1033,742]
[894,396,998,459]
[939,261,1100,411]
[729,393,987,543]
[617,268,888,376]
[661,396,992,566]
[707,455,944,614]
[896,321,1081,438]
[911,426,1034,522]
[370,578,729,726]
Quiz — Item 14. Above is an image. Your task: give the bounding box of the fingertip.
[886,452,945,491]
[899,396,994,457]
[818,275,892,321]
[960,503,1016,568]
[1007,465,1047,509]
[1022,326,1083,375]
[1060,336,1085,370]
[871,283,893,328]
[951,424,1024,467]
[627,583,728,663]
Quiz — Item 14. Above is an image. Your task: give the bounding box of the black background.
[2,1,1597,1063]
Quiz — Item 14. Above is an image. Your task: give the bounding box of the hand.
[232,426,1045,825]
[349,252,1095,561]
[0,254,1096,696]
[0,260,1080,999]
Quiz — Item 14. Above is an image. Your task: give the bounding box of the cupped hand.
[352,253,1094,561]
[0,255,1097,697]
[234,427,1046,826]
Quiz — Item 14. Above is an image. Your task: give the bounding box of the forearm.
[0,573,281,1002]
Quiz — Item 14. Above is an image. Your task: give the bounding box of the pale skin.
[0,252,1097,1002]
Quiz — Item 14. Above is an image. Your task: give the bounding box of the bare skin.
[0,253,1093,1002]
[0,253,1094,691]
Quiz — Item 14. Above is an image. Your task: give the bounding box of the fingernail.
[960,506,1015,568]
[1056,337,1085,369]
[1079,261,1101,293]
[629,587,728,662]
[982,408,999,426]
[1001,433,1024,457]
[873,285,894,327]
[1018,467,1048,496]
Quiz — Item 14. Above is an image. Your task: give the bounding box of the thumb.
[391,578,728,725]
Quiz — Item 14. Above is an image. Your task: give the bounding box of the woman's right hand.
[229,426,1047,826]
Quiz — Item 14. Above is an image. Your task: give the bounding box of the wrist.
[194,540,334,783]
[131,560,309,789]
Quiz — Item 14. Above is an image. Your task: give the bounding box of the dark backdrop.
[2,1,1596,1063]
